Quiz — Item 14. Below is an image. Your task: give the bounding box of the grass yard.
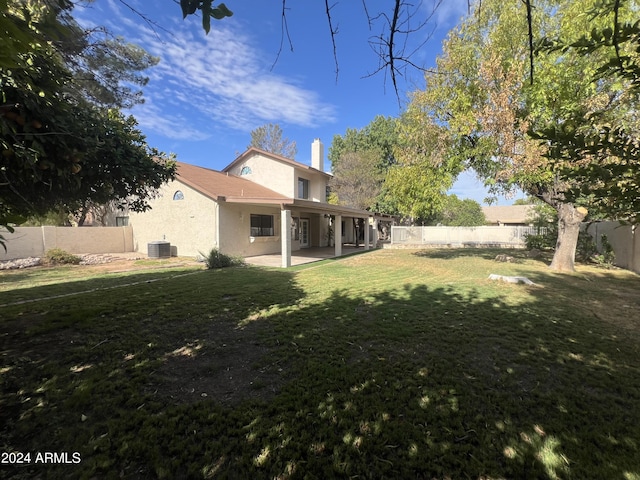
[1,248,640,479]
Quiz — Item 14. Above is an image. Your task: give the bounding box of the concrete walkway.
[244,245,369,267]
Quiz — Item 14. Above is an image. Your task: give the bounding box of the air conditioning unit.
[148,241,171,258]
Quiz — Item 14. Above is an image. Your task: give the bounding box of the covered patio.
[224,196,391,268]
[244,244,370,267]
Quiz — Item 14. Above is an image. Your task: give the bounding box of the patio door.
[300,218,310,248]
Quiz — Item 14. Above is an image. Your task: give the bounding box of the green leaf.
[202,3,211,34]
[211,3,234,20]
[180,0,198,19]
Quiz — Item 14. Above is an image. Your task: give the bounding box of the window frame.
[298,177,309,200]
[115,216,129,227]
[250,214,275,237]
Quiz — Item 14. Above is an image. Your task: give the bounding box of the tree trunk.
[77,205,88,227]
[549,203,588,272]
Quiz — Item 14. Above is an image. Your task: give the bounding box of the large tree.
[248,123,297,159]
[328,150,384,211]
[329,116,401,213]
[1,0,176,235]
[407,0,639,272]
[429,195,486,226]
[534,0,640,223]
[328,116,399,172]
[382,104,458,223]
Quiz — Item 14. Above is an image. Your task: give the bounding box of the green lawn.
[1,249,639,479]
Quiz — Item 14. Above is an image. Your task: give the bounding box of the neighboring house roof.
[176,162,290,203]
[482,205,535,224]
[223,147,332,178]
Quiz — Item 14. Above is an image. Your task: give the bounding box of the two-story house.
[128,139,380,267]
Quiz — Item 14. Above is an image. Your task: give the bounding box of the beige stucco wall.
[128,180,217,257]
[0,226,133,260]
[228,153,329,202]
[219,204,286,257]
[584,221,639,273]
[228,153,295,197]
[294,167,328,203]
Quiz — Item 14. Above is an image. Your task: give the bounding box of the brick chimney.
[311,138,324,172]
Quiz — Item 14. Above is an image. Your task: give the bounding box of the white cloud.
[130,99,211,141]
[133,17,336,138]
[432,0,470,29]
[75,2,337,141]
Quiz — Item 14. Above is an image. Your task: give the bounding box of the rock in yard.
[0,257,42,270]
[494,254,517,263]
[488,274,536,285]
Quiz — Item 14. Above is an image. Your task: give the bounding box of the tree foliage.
[1,0,176,234]
[382,103,457,222]
[248,123,297,159]
[404,0,639,272]
[428,195,485,226]
[328,116,399,172]
[328,150,384,210]
[534,0,640,222]
[329,116,401,213]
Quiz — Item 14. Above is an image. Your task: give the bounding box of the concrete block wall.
[0,226,134,260]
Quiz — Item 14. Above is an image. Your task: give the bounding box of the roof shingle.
[175,162,291,202]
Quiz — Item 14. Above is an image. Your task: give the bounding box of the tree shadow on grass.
[0,265,304,478]
[412,247,535,262]
[2,266,640,479]
[226,284,640,480]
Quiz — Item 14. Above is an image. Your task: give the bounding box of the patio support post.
[373,218,379,247]
[281,208,292,268]
[364,216,370,251]
[334,214,342,257]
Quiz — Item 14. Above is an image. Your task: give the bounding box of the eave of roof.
[223,196,373,217]
[223,147,332,178]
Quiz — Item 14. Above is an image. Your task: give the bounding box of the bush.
[44,248,81,265]
[593,234,616,268]
[576,230,598,262]
[200,248,244,269]
[524,224,557,251]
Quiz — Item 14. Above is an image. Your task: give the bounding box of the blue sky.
[75,0,520,205]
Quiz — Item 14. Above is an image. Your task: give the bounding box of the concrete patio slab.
[244,245,369,267]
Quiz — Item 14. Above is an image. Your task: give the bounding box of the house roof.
[223,147,332,178]
[176,161,379,218]
[482,205,534,224]
[175,162,291,203]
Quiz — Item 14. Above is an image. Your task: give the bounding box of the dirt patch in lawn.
[147,331,290,407]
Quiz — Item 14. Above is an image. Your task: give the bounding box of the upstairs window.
[298,177,309,200]
[240,166,252,175]
[250,214,274,236]
[173,190,184,200]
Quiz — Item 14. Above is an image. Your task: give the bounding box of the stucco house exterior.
[482,205,535,226]
[128,139,388,267]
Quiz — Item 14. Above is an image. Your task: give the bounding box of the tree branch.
[524,0,534,84]
[324,0,340,83]
[271,0,294,71]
